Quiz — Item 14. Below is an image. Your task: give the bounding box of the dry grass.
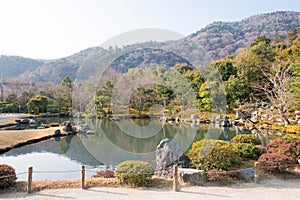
[0,127,65,149]
[0,177,172,194]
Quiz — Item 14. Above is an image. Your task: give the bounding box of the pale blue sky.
[0,0,299,59]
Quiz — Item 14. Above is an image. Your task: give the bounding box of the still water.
[0,119,276,180]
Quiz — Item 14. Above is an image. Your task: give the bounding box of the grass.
[0,127,65,149]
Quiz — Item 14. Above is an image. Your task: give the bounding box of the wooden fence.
[1,160,299,194]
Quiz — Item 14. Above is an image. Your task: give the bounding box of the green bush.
[233,143,261,160]
[266,139,300,161]
[0,164,17,189]
[280,135,300,141]
[257,153,297,175]
[187,139,241,170]
[231,134,261,145]
[114,160,154,186]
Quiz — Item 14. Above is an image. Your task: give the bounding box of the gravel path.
[1,179,300,200]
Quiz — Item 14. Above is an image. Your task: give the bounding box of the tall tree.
[53,76,73,115]
[130,86,155,115]
[95,81,114,117]
[252,34,300,124]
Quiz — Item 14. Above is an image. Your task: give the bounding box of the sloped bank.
[0,127,76,154]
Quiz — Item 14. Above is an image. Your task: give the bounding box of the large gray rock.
[155,138,189,179]
[179,168,207,186]
[63,121,76,132]
[55,129,61,135]
[239,168,255,180]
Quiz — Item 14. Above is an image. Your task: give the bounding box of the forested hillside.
[5,11,299,84]
[0,56,44,79]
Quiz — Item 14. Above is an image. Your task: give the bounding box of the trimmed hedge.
[114,160,154,186]
[257,153,296,175]
[266,138,300,161]
[187,139,241,170]
[280,135,300,142]
[233,143,262,160]
[231,134,261,145]
[0,164,17,189]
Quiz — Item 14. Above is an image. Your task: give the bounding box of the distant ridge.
[1,11,299,83]
[185,11,300,59]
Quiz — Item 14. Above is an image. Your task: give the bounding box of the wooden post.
[173,165,178,192]
[81,165,85,189]
[254,162,259,183]
[27,167,33,194]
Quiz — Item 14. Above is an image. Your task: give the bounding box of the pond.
[0,119,279,180]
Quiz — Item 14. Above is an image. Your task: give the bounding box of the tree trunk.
[281,115,290,125]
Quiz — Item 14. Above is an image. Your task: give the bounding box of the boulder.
[20,119,30,124]
[235,110,240,119]
[239,168,255,180]
[55,129,61,135]
[63,121,75,132]
[82,124,90,131]
[220,116,231,127]
[28,119,37,125]
[86,130,95,135]
[190,114,199,119]
[155,138,189,178]
[179,168,207,185]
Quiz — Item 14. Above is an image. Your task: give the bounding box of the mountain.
[3,11,300,84]
[110,48,192,73]
[185,11,300,59]
[0,55,44,79]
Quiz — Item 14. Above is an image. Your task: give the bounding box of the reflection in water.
[79,119,198,166]
[0,136,105,180]
[0,119,276,180]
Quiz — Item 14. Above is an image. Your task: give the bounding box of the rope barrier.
[0,162,298,179]
[17,172,28,176]
[0,171,28,179]
[85,169,101,173]
[33,170,81,173]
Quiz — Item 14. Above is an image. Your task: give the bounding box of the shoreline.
[0,127,76,154]
[0,115,298,155]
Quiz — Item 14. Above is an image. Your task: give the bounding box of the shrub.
[257,153,297,175]
[255,145,267,156]
[231,134,261,145]
[280,134,300,141]
[266,139,300,161]
[233,143,261,160]
[187,139,241,170]
[92,169,114,178]
[0,164,17,189]
[207,169,242,183]
[114,160,154,186]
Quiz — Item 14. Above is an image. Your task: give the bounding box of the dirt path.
[1,179,300,200]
